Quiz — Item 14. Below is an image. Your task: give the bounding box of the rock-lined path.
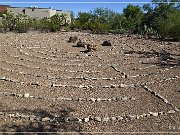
[0,32,180,133]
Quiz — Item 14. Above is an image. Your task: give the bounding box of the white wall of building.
[7,7,71,23]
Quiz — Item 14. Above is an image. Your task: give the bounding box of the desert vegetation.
[0,0,180,41]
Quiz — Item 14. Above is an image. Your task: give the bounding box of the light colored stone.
[111,85,116,88]
[111,117,117,121]
[136,115,140,119]
[122,97,128,101]
[94,117,101,122]
[42,117,50,122]
[102,117,110,122]
[90,98,96,102]
[120,84,125,88]
[96,98,101,102]
[84,117,89,122]
[117,116,123,121]
[167,110,175,114]
[24,93,30,98]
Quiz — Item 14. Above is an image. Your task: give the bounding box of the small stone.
[0,112,4,115]
[83,117,89,122]
[24,93,29,98]
[117,116,123,121]
[120,84,125,88]
[17,94,23,97]
[102,117,110,122]
[108,99,112,101]
[112,97,117,101]
[78,98,85,101]
[167,110,175,114]
[62,97,72,101]
[111,85,116,88]
[96,98,101,102]
[77,118,82,122]
[42,117,50,122]
[158,112,164,115]
[122,97,128,101]
[136,115,140,119]
[29,116,35,121]
[111,117,117,121]
[94,117,101,122]
[89,98,96,102]
[21,114,29,119]
[129,115,136,119]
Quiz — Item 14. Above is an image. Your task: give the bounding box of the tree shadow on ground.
[124,49,180,68]
[1,107,88,135]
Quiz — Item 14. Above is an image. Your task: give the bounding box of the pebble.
[94,117,101,122]
[24,93,30,98]
[120,84,125,88]
[102,117,110,122]
[90,98,96,102]
[167,110,175,114]
[122,97,128,101]
[84,117,90,122]
[96,98,101,102]
[111,117,117,121]
[42,117,50,122]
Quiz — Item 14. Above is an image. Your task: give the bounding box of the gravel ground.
[0,32,180,134]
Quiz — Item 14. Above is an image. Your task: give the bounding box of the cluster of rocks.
[0,109,176,123]
[0,91,136,102]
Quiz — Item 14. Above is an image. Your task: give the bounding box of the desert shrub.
[14,14,33,33]
[159,10,180,41]
[65,26,71,32]
[0,11,15,32]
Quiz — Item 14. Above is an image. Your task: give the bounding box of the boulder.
[102,40,112,46]
[68,36,78,43]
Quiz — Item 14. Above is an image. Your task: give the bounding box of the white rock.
[111,117,117,121]
[42,117,50,122]
[102,117,110,122]
[122,97,128,101]
[90,98,96,102]
[120,84,125,88]
[167,110,175,114]
[94,117,101,122]
[96,98,101,102]
[24,93,30,98]
[84,117,89,122]
[117,116,123,121]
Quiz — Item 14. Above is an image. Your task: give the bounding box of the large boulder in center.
[101,40,112,46]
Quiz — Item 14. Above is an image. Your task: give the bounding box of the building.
[0,5,71,23]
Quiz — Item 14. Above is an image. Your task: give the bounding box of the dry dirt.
[0,32,180,134]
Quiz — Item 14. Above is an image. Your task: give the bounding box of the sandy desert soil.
[0,32,180,134]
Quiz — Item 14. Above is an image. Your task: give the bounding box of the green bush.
[159,10,180,41]
[14,14,33,33]
[65,26,71,32]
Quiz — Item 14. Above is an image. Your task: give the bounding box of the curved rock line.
[0,61,102,73]
[0,109,176,123]
[1,67,117,81]
[1,75,179,89]
[0,91,136,102]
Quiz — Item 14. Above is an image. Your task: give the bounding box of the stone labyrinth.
[0,32,180,133]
